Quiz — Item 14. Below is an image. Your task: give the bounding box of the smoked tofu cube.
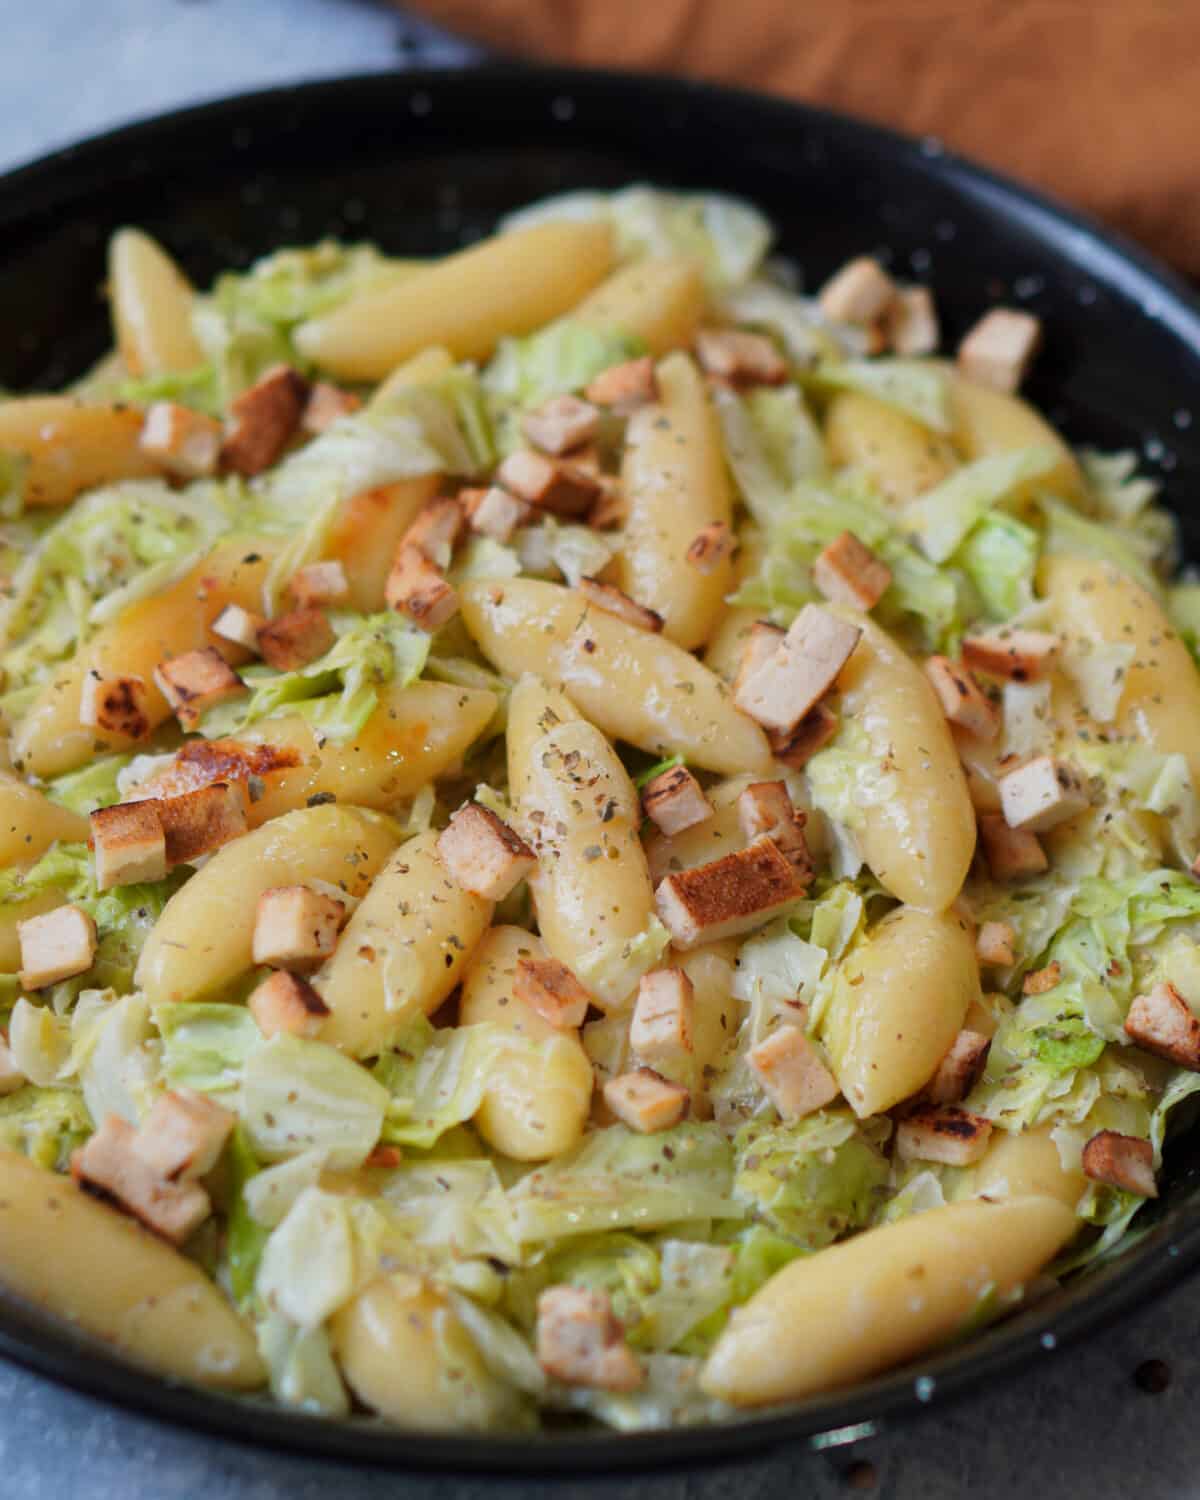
[957,308,1042,394]
[79,670,152,740]
[72,1114,211,1244]
[978,813,1048,880]
[17,904,97,990]
[817,256,896,327]
[630,968,694,1071]
[462,484,530,543]
[655,836,808,949]
[602,1068,690,1134]
[522,394,600,455]
[896,1104,993,1167]
[1022,961,1062,996]
[513,955,592,1030]
[734,605,861,735]
[768,702,840,769]
[748,1025,839,1121]
[733,622,785,701]
[139,402,222,479]
[685,521,735,576]
[437,803,537,901]
[1124,982,1200,1069]
[133,1088,235,1181]
[976,920,1016,967]
[220,363,309,476]
[257,607,335,671]
[0,1038,25,1096]
[737,780,812,872]
[812,531,892,612]
[400,497,465,569]
[999,756,1089,833]
[1081,1130,1157,1198]
[925,1030,992,1105]
[640,765,712,836]
[210,602,266,652]
[585,356,658,413]
[496,450,601,518]
[301,381,361,435]
[154,647,246,729]
[252,884,346,970]
[158,781,250,867]
[289,559,349,609]
[961,629,1059,683]
[248,969,330,1039]
[536,1286,644,1392]
[578,577,664,633]
[90,800,168,889]
[694,328,787,387]
[925,656,999,741]
[384,546,459,631]
[883,285,940,356]
[586,479,626,531]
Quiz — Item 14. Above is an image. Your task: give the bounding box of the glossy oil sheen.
[1,64,1200,1473]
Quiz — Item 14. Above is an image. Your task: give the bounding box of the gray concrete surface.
[0,2,1195,1494]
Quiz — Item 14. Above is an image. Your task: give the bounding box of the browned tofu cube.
[976,920,1016,967]
[734,605,861,735]
[1124,981,1200,1069]
[513,954,592,1030]
[248,969,330,1039]
[257,607,335,671]
[586,479,627,531]
[733,622,784,701]
[578,577,664,633]
[925,656,999,741]
[220,364,309,476]
[72,1114,211,1244]
[961,629,1059,683]
[602,1068,690,1133]
[496,450,603,518]
[79,670,152,740]
[768,701,839,769]
[17,903,97,990]
[133,1088,235,1181]
[400,497,465,569]
[817,256,897,327]
[536,1286,644,1392]
[748,1024,839,1121]
[139,402,223,479]
[896,1104,993,1167]
[630,968,694,1071]
[1081,1130,1157,1198]
[1022,961,1062,997]
[522,394,600,455]
[655,836,808,949]
[90,800,168,889]
[437,803,537,901]
[737,781,812,873]
[978,813,1048,881]
[585,356,658,413]
[883,285,940,356]
[812,531,892,612]
[640,765,712,837]
[925,1029,992,1105]
[301,381,362,435]
[157,781,250,867]
[685,521,735,576]
[289,559,349,609]
[462,484,530,543]
[384,545,459,632]
[999,756,1089,833]
[957,308,1042,394]
[694,328,787,387]
[252,884,346,971]
[210,602,266,652]
[154,647,246,729]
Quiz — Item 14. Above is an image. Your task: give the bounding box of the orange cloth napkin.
[410,0,1200,278]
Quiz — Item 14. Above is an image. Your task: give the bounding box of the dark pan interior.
[1,64,1199,1473]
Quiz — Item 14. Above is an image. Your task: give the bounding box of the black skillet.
[1,64,1199,1474]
